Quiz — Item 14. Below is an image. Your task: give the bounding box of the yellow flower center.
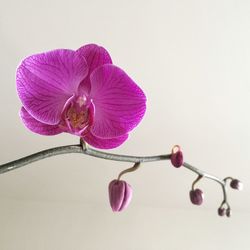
[67,107,88,129]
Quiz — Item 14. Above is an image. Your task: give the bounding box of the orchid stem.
[0,142,225,190]
[0,143,170,175]
[191,175,203,190]
[0,141,239,216]
[117,162,141,180]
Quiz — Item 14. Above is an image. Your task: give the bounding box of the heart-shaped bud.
[189,189,204,205]
[171,145,183,168]
[218,207,226,216]
[108,180,132,212]
[230,179,243,191]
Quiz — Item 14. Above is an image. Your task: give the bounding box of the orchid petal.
[20,107,62,135]
[77,44,112,75]
[76,44,112,94]
[83,132,128,149]
[89,64,146,138]
[16,49,88,125]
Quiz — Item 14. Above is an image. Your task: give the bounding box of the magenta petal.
[83,132,128,149]
[76,44,112,94]
[89,64,146,138]
[77,44,112,75]
[16,49,88,125]
[20,107,62,135]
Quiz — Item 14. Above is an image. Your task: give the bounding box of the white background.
[0,0,249,249]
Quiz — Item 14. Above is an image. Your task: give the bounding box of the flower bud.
[171,145,183,168]
[189,189,204,205]
[108,179,132,212]
[226,208,232,218]
[230,179,243,191]
[218,207,226,216]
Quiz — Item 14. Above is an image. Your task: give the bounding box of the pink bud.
[189,189,204,205]
[108,180,132,212]
[171,145,183,168]
[226,208,232,217]
[218,207,226,216]
[230,179,243,190]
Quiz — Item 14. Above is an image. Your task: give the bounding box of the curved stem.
[191,175,203,190]
[0,144,170,175]
[183,162,225,186]
[221,184,230,208]
[0,145,82,175]
[84,147,170,162]
[0,143,226,191]
[183,162,229,210]
[118,162,141,180]
[0,142,238,216]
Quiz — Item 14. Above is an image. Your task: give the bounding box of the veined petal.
[16,49,88,125]
[83,132,128,149]
[89,64,146,138]
[77,44,112,75]
[76,44,112,94]
[20,107,62,135]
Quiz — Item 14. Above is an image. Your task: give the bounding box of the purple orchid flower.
[16,44,146,149]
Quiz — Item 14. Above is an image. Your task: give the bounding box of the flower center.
[66,107,88,129]
[61,95,92,136]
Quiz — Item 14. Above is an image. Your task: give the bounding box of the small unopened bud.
[218,207,226,216]
[189,189,204,205]
[226,208,232,217]
[171,145,183,168]
[230,179,243,191]
[109,180,132,212]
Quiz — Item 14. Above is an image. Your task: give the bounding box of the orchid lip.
[60,94,94,136]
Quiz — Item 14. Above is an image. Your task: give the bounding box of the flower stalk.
[0,141,242,216]
[117,162,141,180]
